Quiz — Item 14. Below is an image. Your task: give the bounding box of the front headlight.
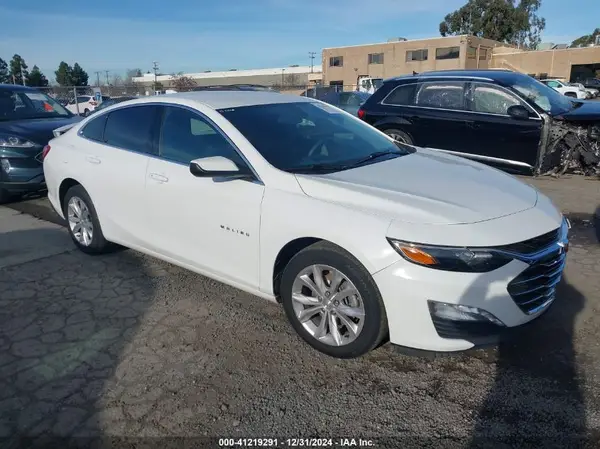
[387,239,512,273]
[0,134,36,148]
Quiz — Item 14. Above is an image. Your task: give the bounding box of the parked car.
[358,70,600,175]
[91,96,137,114]
[65,95,110,116]
[192,84,277,92]
[44,91,569,358]
[0,84,81,203]
[581,78,600,91]
[569,82,599,98]
[540,79,588,99]
[302,90,371,115]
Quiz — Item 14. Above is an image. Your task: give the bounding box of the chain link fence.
[29,83,360,116]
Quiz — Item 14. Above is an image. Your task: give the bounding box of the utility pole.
[105,70,110,86]
[94,71,101,87]
[152,61,159,93]
[20,64,26,86]
[308,52,316,73]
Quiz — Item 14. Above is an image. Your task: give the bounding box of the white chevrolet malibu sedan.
[43,91,569,358]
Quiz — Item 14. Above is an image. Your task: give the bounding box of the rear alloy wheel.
[281,241,388,358]
[63,185,111,254]
[383,128,413,145]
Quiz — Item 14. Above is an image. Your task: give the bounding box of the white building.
[132,66,323,89]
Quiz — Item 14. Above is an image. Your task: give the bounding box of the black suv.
[358,70,600,174]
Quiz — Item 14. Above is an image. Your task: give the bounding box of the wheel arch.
[58,177,83,211]
[271,236,378,303]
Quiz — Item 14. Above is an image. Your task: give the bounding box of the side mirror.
[189,156,252,180]
[507,105,531,120]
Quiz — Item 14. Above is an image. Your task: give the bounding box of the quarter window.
[329,56,343,67]
[81,114,107,142]
[406,49,428,62]
[104,105,160,154]
[414,82,466,110]
[436,47,460,60]
[159,106,245,166]
[368,53,384,64]
[470,83,523,115]
[383,84,416,106]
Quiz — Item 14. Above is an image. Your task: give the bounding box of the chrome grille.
[507,247,566,314]
[496,228,560,254]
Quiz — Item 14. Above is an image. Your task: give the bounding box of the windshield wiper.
[284,163,349,174]
[345,150,403,168]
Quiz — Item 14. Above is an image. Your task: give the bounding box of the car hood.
[557,100,600,123]
[0,116,82,146]
[294,149,539,225]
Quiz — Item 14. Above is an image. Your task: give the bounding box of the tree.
[0,58,9,84]
[55,61,73,86]
[439,0,545,49]
[110,74,124,86]
[571,28,600,48]
[125,68,143,84]
[71,63,88,86]
[27,66,48,87]
[170,74,197,91]
[9,54,29,85]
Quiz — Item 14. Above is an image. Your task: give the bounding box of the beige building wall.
[322,35,513,87]
[491,46,600,80]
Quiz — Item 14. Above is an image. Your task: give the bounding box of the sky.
[0,0,597,82]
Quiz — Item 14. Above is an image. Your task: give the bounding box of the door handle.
[149,173,169,183]
[86,156,101,164]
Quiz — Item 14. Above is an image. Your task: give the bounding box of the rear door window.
[414,81,467,110]
[104,105,161,154]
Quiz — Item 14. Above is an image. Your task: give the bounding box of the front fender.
[258,188,399,295]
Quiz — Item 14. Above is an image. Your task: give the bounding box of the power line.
[152,61,160,92]
[308,52,317,73]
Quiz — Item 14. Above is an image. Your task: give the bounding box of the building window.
[368,53,384,64]
[406,49,428,62]
[479,48,488,60]
[467,47,477,59]
[329,56,343,67]
[436,47,460,60]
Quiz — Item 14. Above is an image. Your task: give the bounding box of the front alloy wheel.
[291,264,366,346]
[281,241,388,358]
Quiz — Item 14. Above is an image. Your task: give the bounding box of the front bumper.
[374,224,569,353]
[0,175,46,195]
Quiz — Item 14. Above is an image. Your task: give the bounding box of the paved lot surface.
[1,177,599,447]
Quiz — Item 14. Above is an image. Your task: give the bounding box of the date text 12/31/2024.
[219,438,375,447]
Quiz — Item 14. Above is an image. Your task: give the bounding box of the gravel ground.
[1,177,599,448]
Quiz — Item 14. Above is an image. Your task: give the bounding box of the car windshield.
[0,88,72,121]
[509,76,574,115]
[219,101,413,173]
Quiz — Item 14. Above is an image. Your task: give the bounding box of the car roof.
[0,83,41,93]
[385,69,527,85]
[129,91,314,110]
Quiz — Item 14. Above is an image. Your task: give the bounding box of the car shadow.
[468,274,585,447]
[0,227,156,447]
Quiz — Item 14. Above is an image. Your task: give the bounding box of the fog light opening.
[428,301,505,327]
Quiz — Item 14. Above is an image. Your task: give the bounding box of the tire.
[83,109,90,117]
[564,92,576,98]
[280,241,388,358]
[381,128,413,145]
[0,189,10,205]
[63,184,111,254]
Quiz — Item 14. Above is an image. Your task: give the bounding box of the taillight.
[89,101,97,106]
[357,108,366,119]
[42,145,51,160]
